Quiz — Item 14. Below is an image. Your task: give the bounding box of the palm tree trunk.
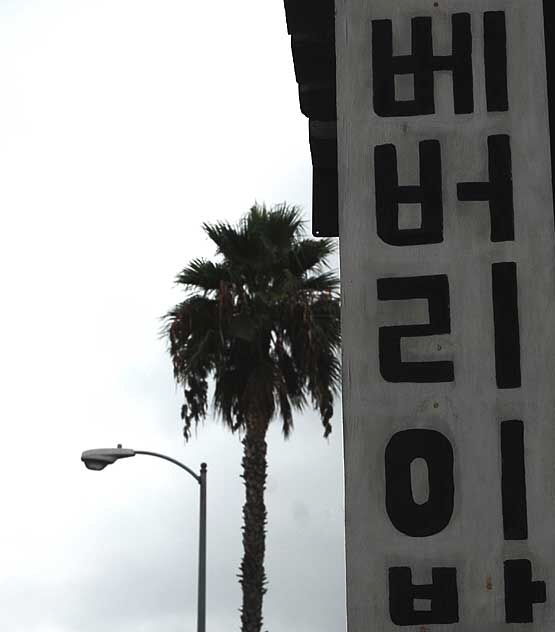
[239,419,269,632]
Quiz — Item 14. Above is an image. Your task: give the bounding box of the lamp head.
[81,445,136,471]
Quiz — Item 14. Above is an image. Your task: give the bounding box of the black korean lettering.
[504,560,546,623]
[491,263,521,389]
[501,421,528,540]
[377,275,454,383]
[385,429,454,537]
[372,14,473,117]
[484,12,509,111]
[389,567,459,625]
[457,135,514,242]
[375,140,443,246]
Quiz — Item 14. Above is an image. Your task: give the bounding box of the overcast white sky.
[0,1,345,630]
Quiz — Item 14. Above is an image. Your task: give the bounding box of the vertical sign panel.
[336,0,555,629]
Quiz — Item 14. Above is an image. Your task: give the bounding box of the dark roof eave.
[284,0,338,237]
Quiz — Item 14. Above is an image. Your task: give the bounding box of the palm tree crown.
[164,202,341,439]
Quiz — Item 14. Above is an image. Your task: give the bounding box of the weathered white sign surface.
[337,0,555,629]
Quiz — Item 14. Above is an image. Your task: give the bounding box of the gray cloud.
[0,1,346,630]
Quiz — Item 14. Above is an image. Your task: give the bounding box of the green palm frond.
[244,203,304,253]
[289,238,336,275]
[163,295,223,438]
[176,258,232,292]
[298,271,340,294]
[164,202,341,439]
[203,217,271,271]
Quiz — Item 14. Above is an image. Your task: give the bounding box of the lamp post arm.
[133,450,201,484]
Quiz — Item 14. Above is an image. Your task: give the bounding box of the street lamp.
[81,445,207,632]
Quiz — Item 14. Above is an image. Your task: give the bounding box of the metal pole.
[197,462,207,632]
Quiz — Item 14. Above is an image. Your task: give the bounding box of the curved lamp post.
[81,445,207,632]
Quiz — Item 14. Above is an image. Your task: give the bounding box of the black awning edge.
[284,0,338,237]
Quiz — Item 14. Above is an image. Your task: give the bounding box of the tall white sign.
[337,0,555,629]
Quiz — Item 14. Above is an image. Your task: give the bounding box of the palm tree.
[163,203,341,632]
